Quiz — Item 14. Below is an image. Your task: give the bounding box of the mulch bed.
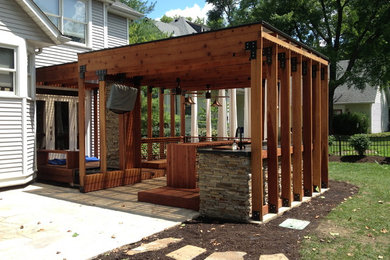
[329,155,390,164]
[94,180,358,260]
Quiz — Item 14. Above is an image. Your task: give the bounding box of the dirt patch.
[93,180,358,260]
[329,155,390,164]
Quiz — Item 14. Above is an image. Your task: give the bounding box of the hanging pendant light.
[184,97,196,105]
[175,78,181,95]
[211,99,222,107]
[205,84,211,99]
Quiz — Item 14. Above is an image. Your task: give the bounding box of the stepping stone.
[205,251,247,260]
[279,218,310,230]
[127,237,183,255]
[166,245,206,260]
[259,253,289,260]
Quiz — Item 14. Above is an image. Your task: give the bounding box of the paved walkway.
[0,178,198,260]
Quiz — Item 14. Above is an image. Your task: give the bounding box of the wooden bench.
[37,150,80,184]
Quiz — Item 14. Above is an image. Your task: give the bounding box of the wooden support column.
[170,90,175,137]
[125,78,142,168]
[266,43,279,213]
[292,54,303,201]
[280,49,292,206]
[180,95,185,137]
[321,65,329,188]
[147,86,153,160]
[78,65,86,189]
[97,70,107,173]
[302,59,313,197]
[159,88,165,157]
[312,62,322,192]
[250,38,263,220]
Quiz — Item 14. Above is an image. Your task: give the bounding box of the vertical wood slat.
[302,59,313,197]
[292,54,303,201]
[267,43,279,213]
[312,61,322,191]
[170,91,175,137]
[250,36,263,220]
[159,89,165,157]
[78,71,86,187]
[99,80,107,173]
[280,49,292,206]
[93,89,99,158]
[321,65,329,188]
[180,95,185,137]
[125,83,142,169]
[147,86,153,160]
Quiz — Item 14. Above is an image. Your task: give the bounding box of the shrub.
[333,112,369,135]
[349,134,370,156]
[328,135,336,146]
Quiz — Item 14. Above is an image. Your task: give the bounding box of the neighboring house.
[0,0,69,187]
[0,0,141,188]
[155,17,209,37]
[33,0,142,157]
[333,60,390,133]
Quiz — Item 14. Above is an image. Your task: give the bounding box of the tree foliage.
[206,0,390,132]
[120,0,156,15]
[129,18,170,44]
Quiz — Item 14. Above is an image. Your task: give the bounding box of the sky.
[148,0,213,21]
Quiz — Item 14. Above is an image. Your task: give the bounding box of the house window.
[34,0,87,44]
[0,47,16,93]
[334,109,342,115]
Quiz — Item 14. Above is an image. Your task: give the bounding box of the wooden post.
[321,65,329,188]
[250,37,263,220]
[147,86,153,160]
[292,54,303,201]
[180,94,185,137]
[98,72,107,173]
[170,90,175,137]
[280,49,292,207]
[312,62,322,192]
[125,78,142,168]
[78,65,86,189]
[266,43,279,213]
[302,59,313,197]
[159,88,165,157]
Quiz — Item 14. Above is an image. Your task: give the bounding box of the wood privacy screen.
[36,21,329,220]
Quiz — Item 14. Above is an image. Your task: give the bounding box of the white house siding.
[26,99,35,174]
[0,0,50,43]
[92,0,105,50]
[35,44,90,68]
[0,99,24,187]
[107,13,128,48]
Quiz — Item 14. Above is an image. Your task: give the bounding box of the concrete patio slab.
[0,177,198,260]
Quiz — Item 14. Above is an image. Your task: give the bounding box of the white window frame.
[0,46,17,96]
[37,0,91,48]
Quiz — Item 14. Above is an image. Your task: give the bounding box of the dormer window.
[34,0,87,44]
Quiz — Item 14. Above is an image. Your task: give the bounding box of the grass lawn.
[301,162,390,259]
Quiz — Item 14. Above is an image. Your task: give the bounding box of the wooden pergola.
[37,21,329,220]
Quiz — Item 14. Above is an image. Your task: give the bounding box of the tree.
[206,0,240,28]
[207,0,390,132]
[120,0,156,15]
[129,18,170,44]
[160,15,174,23]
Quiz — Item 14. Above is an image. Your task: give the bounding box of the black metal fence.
[329,135,390,157]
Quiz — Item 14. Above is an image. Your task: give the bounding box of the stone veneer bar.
[197,147,252,222]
